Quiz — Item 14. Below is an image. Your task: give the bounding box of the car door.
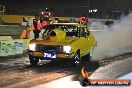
[79,27,95,56]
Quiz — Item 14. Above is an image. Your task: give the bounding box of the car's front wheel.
[72,50,81,66]
[82,52,91,61]
[29,54,39,66]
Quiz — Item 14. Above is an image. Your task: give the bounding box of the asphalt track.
[0,53,132,88]
[29,54,132,88]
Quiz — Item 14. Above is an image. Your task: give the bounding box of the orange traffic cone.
[20,26,30,39]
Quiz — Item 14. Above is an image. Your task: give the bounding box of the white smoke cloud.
[92,13,132,61]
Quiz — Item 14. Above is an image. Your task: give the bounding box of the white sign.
[0,40,24,56]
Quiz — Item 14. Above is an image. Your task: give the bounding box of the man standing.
[105,18,114,31]
[20,25,30,39]
[32,15,42,38]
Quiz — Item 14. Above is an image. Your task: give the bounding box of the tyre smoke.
[92,13,132,61]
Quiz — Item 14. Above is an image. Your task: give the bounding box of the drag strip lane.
[0,69,72,88]
[91,56,132,79]
[31,55,132,88]
[0,53,132,88]
[3,72,70,88]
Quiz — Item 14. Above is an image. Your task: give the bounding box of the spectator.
[79,14,88,26]
[32,15,42,38]
[105,19,114,31]
[20,25,30,39]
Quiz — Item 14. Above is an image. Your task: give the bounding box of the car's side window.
[80,27,86,37]
[80,27,90,37]
[86,28,90,36]
[50,31,56,36]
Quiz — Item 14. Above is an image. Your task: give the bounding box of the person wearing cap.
[79,14,88,26]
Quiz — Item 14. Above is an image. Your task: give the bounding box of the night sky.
[0,0,131,17]
[1,0,132,9]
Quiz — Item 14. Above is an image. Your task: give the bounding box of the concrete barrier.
[3,15,70,25]
[69,17,107,31]
[3,15,34,24]
[0,36,12,40]
[0,25,24,37]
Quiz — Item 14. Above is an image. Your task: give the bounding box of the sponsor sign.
[0,40,24,56]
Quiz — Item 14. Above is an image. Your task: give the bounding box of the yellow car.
[28,23,96,66]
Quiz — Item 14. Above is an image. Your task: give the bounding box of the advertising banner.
[0,40,24,56]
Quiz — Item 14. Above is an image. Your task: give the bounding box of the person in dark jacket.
[32,15,42,38]
[105,19,114,31]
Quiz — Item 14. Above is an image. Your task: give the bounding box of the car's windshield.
[43,24,79,37]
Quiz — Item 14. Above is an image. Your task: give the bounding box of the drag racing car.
[28,23,96,66]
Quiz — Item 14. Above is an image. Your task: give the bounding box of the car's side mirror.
[87,32,90,36]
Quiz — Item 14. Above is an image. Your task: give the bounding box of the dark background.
[0,0,132,19]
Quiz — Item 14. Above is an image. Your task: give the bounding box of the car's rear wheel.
[72,50,81,66]
[29,54,39,66]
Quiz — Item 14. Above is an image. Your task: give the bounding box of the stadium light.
[93,9,98,12]
[89,10,93,13]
